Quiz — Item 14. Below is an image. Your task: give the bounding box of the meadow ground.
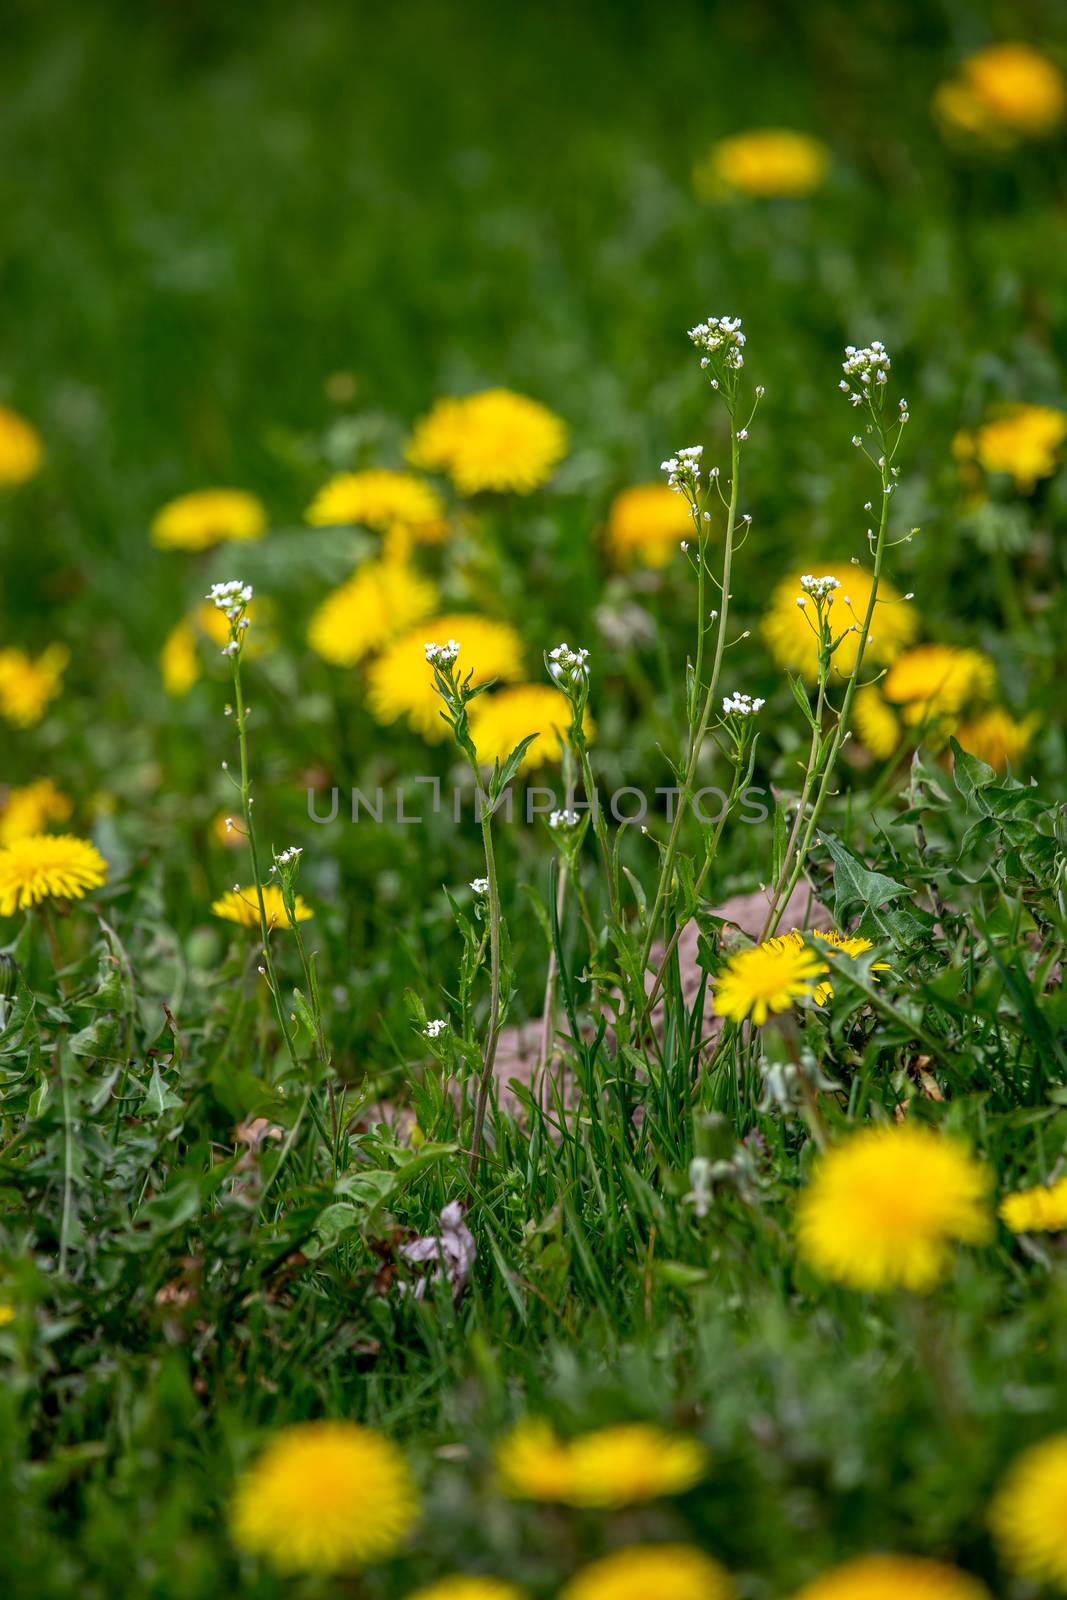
[2,2,1067,1596]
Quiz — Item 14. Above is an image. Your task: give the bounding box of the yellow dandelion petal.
[495,1418,574,1501]
[0,644,69,728]
[230,1420,418,1574]
[0,780,74,847]
[955,707,1038,772]
[0,834,108,916]
[305,469,445,539]
[852,686,901,760]
[605,484,693,567]
[468,683,589,774]
[694,129,829,200]
[762,565,916,681]
[960,405,1067,492]
[407,390,567,496]
[713,933,828,1026]
[790,1553,990,1600]
[308,560,439,667]
[809,927,892,1005]
[151,489,266,552]
[365,613,524,741]
[796,1124,992,1293]
[0,1304,16,1327]
[883,644,997,725]
[999,1174,1067,1234]
[160,618,201,697]
[0,405,44,486]
[212,884,313,930]
[936,43,1067,140]
[560,1544,732,1600]
[405,1579,524,1600]
[990,1432,1067,1589]
[565,1424,708,1509]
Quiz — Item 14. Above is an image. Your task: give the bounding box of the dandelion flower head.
[853,687,901,760]
[0,644,69,728]
[606,484,693,567]
[0,834,108,916]
[935,44,1067,141]
[810,928,891,1006]
[469,684,591,774]
[989,1432,1067,1590]
[713,935,828,1026]
[408,389,568,495]
[790,1553,990,1600]
[763,565,916,681]
[560,1544,732,1600]
[405,1579,524,1600]
[212,884,313,929]
[883,644,996,725]
[796,1124,992,1292]
[0,405,44,486]
[956,707,1037,772]
[694,128,829,200]
[0,780,73,847]
[151,489,266,551]
[230,1420,418,1573]
[495,1419,706,1507]
[305,469,446,543]
[999,1175,1067,1234]
[308,560,440,667]
[953,405,1067,492]
[365,614,524,740]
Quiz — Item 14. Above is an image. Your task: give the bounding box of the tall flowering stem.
[638,316,757,989]
[762,343,910,937]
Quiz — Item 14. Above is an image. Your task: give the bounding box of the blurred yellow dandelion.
[151,489,266,551]
[0,1304,15,1327]
[999,1175,1067,1233]
[790,1553,990,1600]
[495,1419,706,1507]
[0,834,108,916]
[160,618,201,697]
[763,565,916,681]
[935,43,1066,141]
[0,780,74,846]
[494,1418,573,1500]
[955,707,1037,771]
[405,1579,524,1600]
[796,1124,992,1292]
[560,1544,732,1600]
[230,1420,418,1573]
[713,935,827,1025]
[883,644,996,726]
[852,686,901,760]
[694,129,828,200]
[212,885,312,929]
[0,405,44,486]
[606,484,692,566]
[990,1432,1067,1589]
[308,560,439,667]
[408,389,567,495]
[953,405,1067,492]
[469,684,588,773]
[365,614,524,740]
[0,644,69,728]
[305,469,445,541]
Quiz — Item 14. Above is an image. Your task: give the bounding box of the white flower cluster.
[722,691,765,717]
[470,877,489,895]
[797,573,841,604]
[548,641,590,687]
[549,808,580,829]
[840,341,890,404]
[688,314,746,371]
[277,846,302,866]
[661,444,703,496]
[425,1018,448,1038]
[424,639,460,666]
[206,580,253,654]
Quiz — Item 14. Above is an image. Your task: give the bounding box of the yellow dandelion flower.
[468,684,590,773]
[999,1175,1067,1233]
[560,1544,732,1600]
[0,1304,15,1327]
[305,470,446,544]
[0,405,44,486]
[495,1419,705,1507]
[408,390,568,495]
[495,1418,573,1500]
[605,484,692,567]
[308,560,439,668]
[160,618,201,697]
[810,928,891,1006]
[762,566,916,681]
[151,489,266,552]
[955,405,1067,493]
[935,43,1066,141]
[0,780,74,847]
[712,935,828,1026]
[212,884,313,929]
[956,707,1038,772]
[230,1420,418,1574]
[365,614,524,740]
[883,644,997,726]
[790,1553,990,1600]
[694,129,829,201]
[0,834,108,916]
[852,687,901,760]
[990,1433,1067,1589]
[0,644,69,728]
[796,1124,992,1292]
[405,1579,524,1600]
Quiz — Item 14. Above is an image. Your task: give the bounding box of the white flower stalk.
[688,314,746,371]
[660,444,703,498]
[722,691,766,717]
